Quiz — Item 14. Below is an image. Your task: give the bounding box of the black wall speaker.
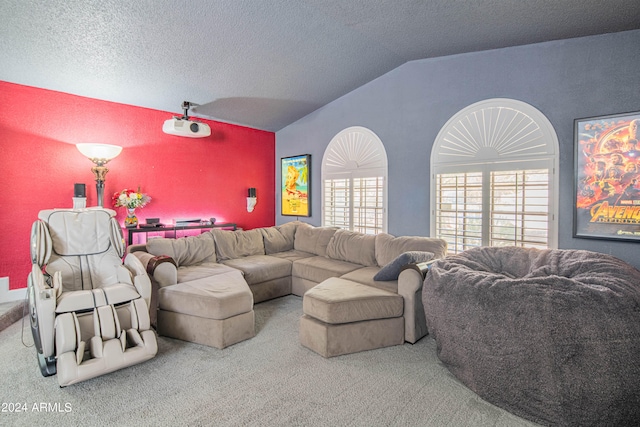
[74,183,86,198]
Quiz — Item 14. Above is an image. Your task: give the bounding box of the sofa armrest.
[126,244,148,254]
[147,255,178,288]
[397,259,437,344]
[146,255,177,275]
[400,260,433,280]
[130,251,178,289]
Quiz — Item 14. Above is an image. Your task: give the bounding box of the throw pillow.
[373,251,434,281]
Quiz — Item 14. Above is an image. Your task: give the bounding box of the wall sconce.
[247,188,257,212]
[76,143,123,207]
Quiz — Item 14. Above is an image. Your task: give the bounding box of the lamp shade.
[76,143,123,161]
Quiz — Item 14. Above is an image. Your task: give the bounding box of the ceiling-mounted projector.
[162,101,211,138]
[162,117,211,138]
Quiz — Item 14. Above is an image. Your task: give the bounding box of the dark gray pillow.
[373,251,434,281]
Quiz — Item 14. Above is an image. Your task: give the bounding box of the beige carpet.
[0,295,539,426]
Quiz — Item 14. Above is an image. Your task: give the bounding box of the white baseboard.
[0,277,27,304]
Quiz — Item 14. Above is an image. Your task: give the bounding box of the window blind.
[435,172,483,253]
[353,177,384,235]
[435,169,549,253]
[490,169,549,249]
[323,177,384,234]
[323,178,350,229]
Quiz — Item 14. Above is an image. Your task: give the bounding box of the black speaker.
[74,183,86,198]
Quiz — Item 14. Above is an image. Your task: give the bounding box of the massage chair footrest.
[54,299,158,387]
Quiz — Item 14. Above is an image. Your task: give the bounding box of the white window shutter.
[322,127,388,233]
[431,99,559,253]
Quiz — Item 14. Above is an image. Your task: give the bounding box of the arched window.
[322,126,388,234]
[431,98,559,253]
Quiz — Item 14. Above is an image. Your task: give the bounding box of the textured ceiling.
[1,0,640,131]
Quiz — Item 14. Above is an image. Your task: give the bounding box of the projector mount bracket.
[179,101,196,120]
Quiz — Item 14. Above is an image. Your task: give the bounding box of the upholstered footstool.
[157,270,255,349]
[300,277,404,357]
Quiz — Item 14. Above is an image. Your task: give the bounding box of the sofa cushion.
[176,262,238,284]
[268,249,315,263]
[146,233,216,267]
[375,233,447,267]
[303,277,403,324]
[373,251,434,281]
[340,267,397,294]
[326,229,377,267]
[261,221,300,254]
[158,271,252,320]
[211,229,265,261]
[291,256,362,284]
[293,223,338,256]
[221,255,292,286]
[299,314,404,358]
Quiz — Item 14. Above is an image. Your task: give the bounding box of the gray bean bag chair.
[423,247,640,426]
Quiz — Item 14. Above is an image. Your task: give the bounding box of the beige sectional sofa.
[128,221,446,354]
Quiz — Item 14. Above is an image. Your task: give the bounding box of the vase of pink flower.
[112,188,151,228]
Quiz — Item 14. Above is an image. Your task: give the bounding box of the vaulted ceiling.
[2,0,639,131]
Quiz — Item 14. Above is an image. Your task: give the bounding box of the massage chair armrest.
[28,265,57,358]
[123,254,153,308]
[397,259,438,344]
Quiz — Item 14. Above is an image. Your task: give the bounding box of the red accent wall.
[0,81,275,290]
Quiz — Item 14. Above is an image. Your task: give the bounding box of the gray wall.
[276,30,640,269]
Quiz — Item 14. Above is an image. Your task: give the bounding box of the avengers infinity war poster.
[574,111,640,241]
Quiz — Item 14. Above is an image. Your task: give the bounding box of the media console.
[125,223,237,245]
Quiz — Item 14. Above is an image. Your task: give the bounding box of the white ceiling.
[2,0,639,131]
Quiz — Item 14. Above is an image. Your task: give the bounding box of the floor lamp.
[76,143,123,207]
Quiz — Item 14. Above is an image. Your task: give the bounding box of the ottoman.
[300,277,404,357]
[157,270,255,349]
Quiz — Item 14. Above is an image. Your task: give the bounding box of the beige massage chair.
[28,208,157,386]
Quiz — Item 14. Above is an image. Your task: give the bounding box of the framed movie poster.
[574,111,640,241]
[281,154,311,217]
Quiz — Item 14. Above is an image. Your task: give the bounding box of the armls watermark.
[2,402,72,413]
